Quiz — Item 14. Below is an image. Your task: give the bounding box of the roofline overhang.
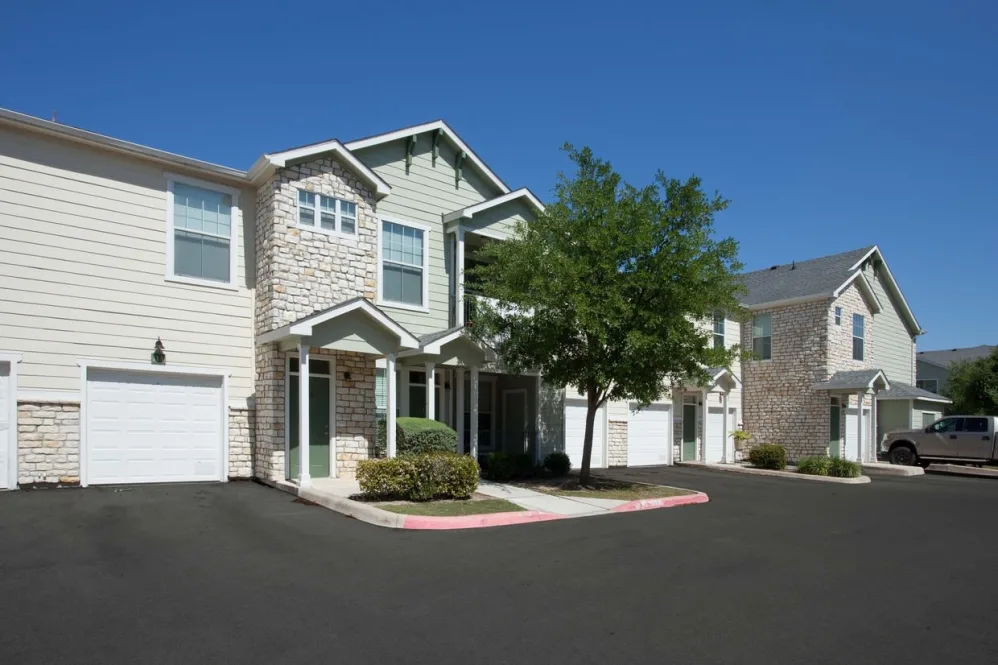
[251,141,392,198]
[876,394,952,404]
[811,369,891,392]
[256,299,420,349]
[742,294,831,310]
[832,270,883,314]
[442,188,545,224]
[849,245,923,336]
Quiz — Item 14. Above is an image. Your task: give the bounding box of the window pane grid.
[172,182,232,283]
[298,190,358,235]
[381,221,425,306]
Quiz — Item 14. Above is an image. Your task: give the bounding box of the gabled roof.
[876,381,952,404]
[248,140,392,198]
[812,369,891,392]
[916,345,996,369]
[256,297,420,348]
[443,188,545,224]
[344,120,510,195]
[740,245,922,336]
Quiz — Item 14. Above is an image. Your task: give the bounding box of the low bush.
[543,451,572,476]
[828,457,862,478]
[397,418,458,455]
[357,452,479,501]
[513,453,537,478]
[483,452,518,481]
[797,456,832,476]
[374,419,387,458]
[748,444,786,470]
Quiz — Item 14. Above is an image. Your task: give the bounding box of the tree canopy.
[945,347,998,415]
[469,144,744,480]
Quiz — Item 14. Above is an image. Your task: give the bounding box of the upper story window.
[852,314,865,360]
[712,312,725,349]
[298,190,357,236]
[752,313,772,360]
[916,379,938,393]
[379,218,429,311]
[167,177,238,288]
[834,306,842,325]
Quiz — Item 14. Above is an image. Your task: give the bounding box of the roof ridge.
[741,245,875,276]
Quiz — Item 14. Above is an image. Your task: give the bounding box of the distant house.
[916,345,996,396]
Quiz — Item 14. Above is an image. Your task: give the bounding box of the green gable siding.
[464,198,535,240]
[865,263,915,384]
[353,138,503,336]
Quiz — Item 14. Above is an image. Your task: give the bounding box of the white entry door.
[565,399,604,469]
[0,361,11,489]
[85,369,225,485]
[705,406,726,463]
[627,403,671,466]
[844,407,869,462]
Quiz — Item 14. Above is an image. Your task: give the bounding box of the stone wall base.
[608,420,628,467]
[17,402,81,486]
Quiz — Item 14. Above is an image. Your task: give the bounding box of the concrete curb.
[926,464,998,479]
[862,463,924,477]
[298,485,406,528]
[402,510,563,530]
[611,491,710,512]
[676,461,871,484]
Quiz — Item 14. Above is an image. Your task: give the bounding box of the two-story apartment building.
[3,108,735,489]
[739,246,949,463]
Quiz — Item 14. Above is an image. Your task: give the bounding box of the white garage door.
[705,407,738,464]
[86,369,225,485]
[565,399,604,469]
[844,407,869,462]
[627,403,671,466]
[0,361,11,489]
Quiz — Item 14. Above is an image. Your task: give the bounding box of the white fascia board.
[345,120,510,195]
[709,367,743,388]
[442,188,545,223]
[834,271,883,314]
[285,299,421,349]
[0,107,248,184]
[256,325,295,346]
[848,246,880,271]
[259,141,391,198]
[849,246,923,335]
[743,294,831,310]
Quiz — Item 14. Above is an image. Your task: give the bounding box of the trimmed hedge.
[748,444,786,470]
[482,452,537,481]
[543,451,571,476]
[373,418,458,458]
[828,457,862,478]
[357,452,479,501]
[797,456,832,476]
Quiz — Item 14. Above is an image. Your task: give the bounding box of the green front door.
[829,400,841,458]
[289,376,331,479]
[682,403,698,461]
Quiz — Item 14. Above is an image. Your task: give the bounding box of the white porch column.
[722,391,730,463]
[298,339,311,486]
[400,367,410,417]
[856,390,865,463]
[385,353,397,458]
[456,229,466,326]
[455,367,465,454]
[870,393,878,462]
[425,362,436,421]
[534,375,543,463]
[470,365,480,458]
[700,389,708,462]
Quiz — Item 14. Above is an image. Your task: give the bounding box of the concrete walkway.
[476,480,626,515]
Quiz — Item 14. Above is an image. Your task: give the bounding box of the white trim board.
[257,298,420,348]
[164,174,241,292]
[443,188,544,223]
[0,353,22,490]
[376,215,432,314]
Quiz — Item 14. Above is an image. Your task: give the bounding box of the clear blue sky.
[2,0,994,350]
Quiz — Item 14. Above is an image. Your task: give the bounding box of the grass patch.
[376,497,525,516]
[517,477,695,501]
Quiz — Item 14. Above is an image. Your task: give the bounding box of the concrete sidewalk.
[476,480,626,515]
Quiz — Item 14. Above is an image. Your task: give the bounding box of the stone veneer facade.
[17,402,80,486]
[741,283,874,461]
[228,408,254,479]
[253,155,381,482]
[607,420,628,467]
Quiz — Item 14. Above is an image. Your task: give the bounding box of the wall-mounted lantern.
[152,338,166,364]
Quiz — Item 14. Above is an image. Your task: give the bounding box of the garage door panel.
[86,369,224,485]
[565,399,604,469]
[627,403,670,466]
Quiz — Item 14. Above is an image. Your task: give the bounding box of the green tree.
[469,145,744,483]
[945,348,998,415]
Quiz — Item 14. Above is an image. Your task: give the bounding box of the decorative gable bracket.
[455,150,467,189]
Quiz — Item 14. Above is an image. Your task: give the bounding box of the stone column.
[298,339,311,486]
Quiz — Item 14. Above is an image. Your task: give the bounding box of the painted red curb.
[611,491,710,513]
[402,510,565,530]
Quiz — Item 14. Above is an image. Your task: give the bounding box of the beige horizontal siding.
[355,137,503,336]
[0,125,256,400]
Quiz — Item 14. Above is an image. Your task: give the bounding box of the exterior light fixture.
[152,338,166,364]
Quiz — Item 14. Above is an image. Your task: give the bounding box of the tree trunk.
[579,387,598,485]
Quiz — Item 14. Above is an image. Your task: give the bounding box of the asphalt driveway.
[2,470,997,664]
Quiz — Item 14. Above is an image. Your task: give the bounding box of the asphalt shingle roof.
[813,369,887,391]
[418,326,465,345]
[876,381,951,403]
[916,345,995,368]
[739,246,875,307]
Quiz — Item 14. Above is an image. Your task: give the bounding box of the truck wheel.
[890,445,918,466]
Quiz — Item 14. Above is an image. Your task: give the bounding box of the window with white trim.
[852,314,865,361]
[752,313,772,360]
[170,181,234,284]
[297,190,357,236]
[834,306,842,325]
[712,312,725,349]
[380,220,426,308]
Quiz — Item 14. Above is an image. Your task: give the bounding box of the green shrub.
[797,456,832,476]
[748,444,786,470]
[396,417,457,455]
[543,451,572,476]
[513,453,537,478]
[828,457,862,478]
[357,452,479,501]
[483,452,518,481]
[374,419,387,457]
